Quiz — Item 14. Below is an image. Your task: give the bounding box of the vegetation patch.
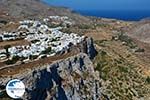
[94,40,150,100]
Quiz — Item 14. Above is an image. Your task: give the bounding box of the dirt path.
[0,40,30,49]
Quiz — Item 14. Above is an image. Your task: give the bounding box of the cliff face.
[56,37,97,60]
[11,53,100,100]
[23,53,101,100]
[85,37,97,59]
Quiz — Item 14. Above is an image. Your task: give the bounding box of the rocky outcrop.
[86,37,97,59]
[80,37,97,59]
[0,53,101,100]
[56,37,97,60]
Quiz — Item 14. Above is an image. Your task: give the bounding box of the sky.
[43,0,150,10]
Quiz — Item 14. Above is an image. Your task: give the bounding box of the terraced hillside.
[76,18,150,99]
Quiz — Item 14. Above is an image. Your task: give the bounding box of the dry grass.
[94,40,150,99]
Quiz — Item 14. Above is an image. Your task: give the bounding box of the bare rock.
[0,53,101,100]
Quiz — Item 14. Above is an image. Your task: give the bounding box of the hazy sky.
[43,0,150,10]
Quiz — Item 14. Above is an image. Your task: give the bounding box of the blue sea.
[42,0,150,21]
[76,10,150,21]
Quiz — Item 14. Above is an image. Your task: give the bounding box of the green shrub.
[29,55,38,60]
[5,56,20,65]
[95,62,102,71]
[31,39,40,43]
[48,23,61,28]
[146,76,150,84]
[118,33,137,48]
[96,23,108,27]
[100,50,107,57]
[118,66,128,73]
[41,47,52,54]
[51,38,58,42]
[78,24,93,29]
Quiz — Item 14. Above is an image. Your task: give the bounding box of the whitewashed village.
[0,16,85,65]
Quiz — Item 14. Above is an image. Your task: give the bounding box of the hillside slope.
[0,0,91,24]
[0,0,150,100]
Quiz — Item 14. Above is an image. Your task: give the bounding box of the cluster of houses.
[46,16,73,27]
[0,32,20,41]
[0,16,84,63]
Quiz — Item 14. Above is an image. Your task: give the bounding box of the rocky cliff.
[0,53,101,100]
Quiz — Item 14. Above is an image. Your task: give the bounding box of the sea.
[42,0,150,21]
[76,10,150,21]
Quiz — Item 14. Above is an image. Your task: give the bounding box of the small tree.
[4,45,11,58]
